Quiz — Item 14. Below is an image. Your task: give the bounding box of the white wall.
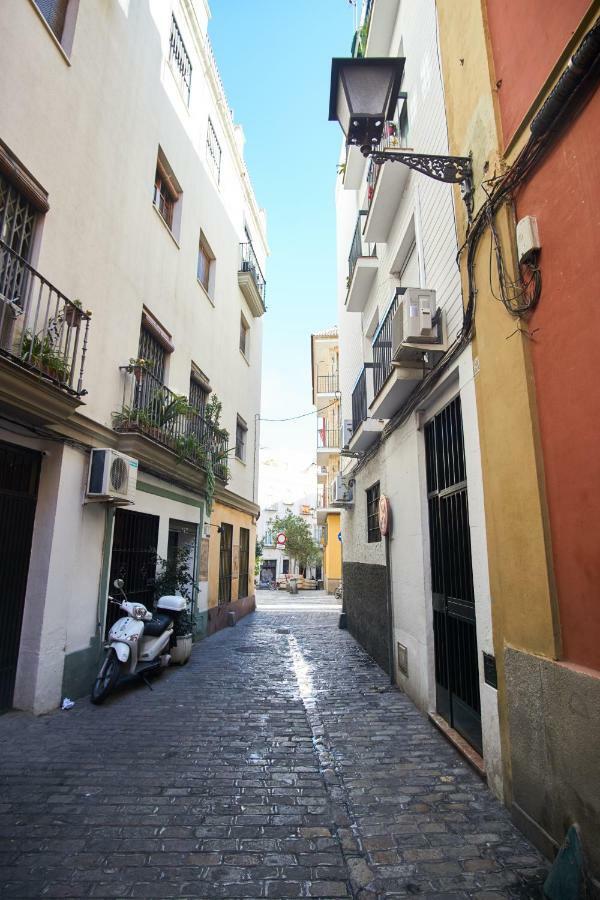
[335,0,502,794]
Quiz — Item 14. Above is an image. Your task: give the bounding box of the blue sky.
[209,0,354,498]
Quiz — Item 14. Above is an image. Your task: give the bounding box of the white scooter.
[91,578,186,704]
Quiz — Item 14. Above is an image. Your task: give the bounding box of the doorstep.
[428,712,486,780]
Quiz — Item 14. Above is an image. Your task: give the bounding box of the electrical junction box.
[516,215,540,262]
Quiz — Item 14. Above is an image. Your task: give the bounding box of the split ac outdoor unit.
[86,449,138,504]
[330,474,354,505]
[392,288,449,362]
[341,419,354,448]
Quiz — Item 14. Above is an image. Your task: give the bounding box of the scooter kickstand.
[140,672,154,691]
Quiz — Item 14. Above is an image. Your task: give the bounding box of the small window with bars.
[235,416,247,462]
[366,482,381,543]
[168,14,192,105]
[239,314,249,357]
[238,527,250,598]
[206,118,222,185]
[153,149,181,235]
[0,172,37,263]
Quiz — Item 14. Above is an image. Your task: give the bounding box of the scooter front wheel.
[91,649,121,704]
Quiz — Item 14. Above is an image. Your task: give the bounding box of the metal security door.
[106,509,159,637]
[0,442,40,711]
[425,396,482,753]
[218,523,233,604]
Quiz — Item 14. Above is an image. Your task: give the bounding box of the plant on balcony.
[63,299,90,328]
[149,390,192,429]
[126,357,150,382]
[20,331,70,383]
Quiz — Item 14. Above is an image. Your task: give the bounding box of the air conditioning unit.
[330,474,354,505]
[341,419,353,448]
[86,449,138,504]
[392,288,449,361]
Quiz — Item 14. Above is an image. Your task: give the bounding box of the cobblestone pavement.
[0,591,548,899]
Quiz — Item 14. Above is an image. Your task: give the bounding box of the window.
[138,325,166,382]
[153,149,181,235]
[235,416,248,462]
[282,559,290,575]
[197,232,214,295]
[168,15,192,105]
[238,528,250,598]
[0,171,37,263]
[34,0,69,41]
[189,374,208,416]
[206,118,222,184]
[218,523,233,604]
[366,481,381,543]
[239,315,249,357]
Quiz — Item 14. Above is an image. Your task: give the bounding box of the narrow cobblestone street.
[0,593,548,899]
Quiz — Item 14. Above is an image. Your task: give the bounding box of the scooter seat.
[143,611,172,637]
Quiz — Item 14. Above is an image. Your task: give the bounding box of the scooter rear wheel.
[91,649,121,704]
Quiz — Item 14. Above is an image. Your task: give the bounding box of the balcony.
[113,370,229,483]
[238,242,266,317]
[363,105,410,244]
[317,424,340,463]
[316,488,336,525]
[342,145,367,191]
[370,292,423,420]
[346,213,377,313]
[316,373,339,395]
[317,465,328,484]
[350,364,386,452]
[0,240,92,424]
[364,0,401,56]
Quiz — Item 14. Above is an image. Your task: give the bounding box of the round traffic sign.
[276,531,286,547]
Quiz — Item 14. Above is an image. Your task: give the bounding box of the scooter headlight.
[132,605,148,620]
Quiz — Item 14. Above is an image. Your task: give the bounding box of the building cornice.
[213,483,260,519]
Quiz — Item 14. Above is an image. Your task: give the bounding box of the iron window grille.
[189,375,208,416]
[206,118,222,184]
[34,0,69,42]
[138,326,166,382]
[366,482,381,543]
[235,417,247,461]
[238,527,250,598]
[0,173,37,264]
[168,14,192,105]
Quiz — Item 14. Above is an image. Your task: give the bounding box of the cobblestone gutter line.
[287,633,380,899]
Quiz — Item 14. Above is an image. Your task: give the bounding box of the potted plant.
[152,544,196,664]
[63,299,88,328]
[126,357,149,383]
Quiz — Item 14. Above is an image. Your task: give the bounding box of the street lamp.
[329,57,473,215]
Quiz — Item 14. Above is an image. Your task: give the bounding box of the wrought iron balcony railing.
[352,365,369,433]
[317,426,341,449]
[372,292,401,397]
[0,240,91,395]
[348,212,376,285]
[113,369,229,481]
[317,373,339,394]
[239,242,266,304]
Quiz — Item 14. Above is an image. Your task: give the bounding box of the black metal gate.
[0,441,41,711]
[106,509,159,637]
[425,396,482,753]
[218,523,233,604]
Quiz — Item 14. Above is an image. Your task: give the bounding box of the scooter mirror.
[114,578,125,590]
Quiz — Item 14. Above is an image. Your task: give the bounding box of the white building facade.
[335,0,502,795]
[257,497,321,584]
[0,0,267,713]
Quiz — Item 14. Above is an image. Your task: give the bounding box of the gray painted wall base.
[342,561,389,673]
[505,646,600,882]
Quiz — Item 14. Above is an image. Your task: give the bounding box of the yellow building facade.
[311,328,343,593]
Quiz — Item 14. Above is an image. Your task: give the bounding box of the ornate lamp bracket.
[364,148,474,219]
